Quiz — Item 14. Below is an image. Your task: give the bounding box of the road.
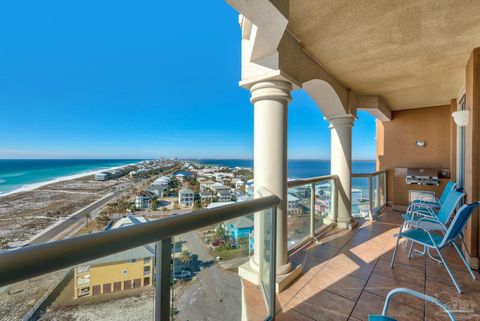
[174,231,243,321]
[29,184,132,245]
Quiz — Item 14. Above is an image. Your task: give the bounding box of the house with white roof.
[148,184,165,197]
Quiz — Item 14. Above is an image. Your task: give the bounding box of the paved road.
[176,266,242,321]
[29,184,132,245]
[175,231,243,321]
[176,230,212,261]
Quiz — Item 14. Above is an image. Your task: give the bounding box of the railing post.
[383,172,387,208]
[375,174,381,212]
[368,176,374,220]
[310,183,316,237]
[155,238,172,321]
[269,206,277,318]
[333,178,339,223]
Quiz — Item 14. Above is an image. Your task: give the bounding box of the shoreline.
[0,162,139,198]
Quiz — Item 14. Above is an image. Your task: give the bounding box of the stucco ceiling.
[288,0,480,110]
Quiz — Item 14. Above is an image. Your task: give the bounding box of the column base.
[322,217,336,225]
[238,258,303,293]
[336,219,358,230]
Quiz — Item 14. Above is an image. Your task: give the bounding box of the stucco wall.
[376,105,452,202]
[464,48,480,259]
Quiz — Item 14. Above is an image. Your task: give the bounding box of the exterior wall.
[178,193,194,207]
[464,48,480,261]
[74,257,153,299]
[234,227,253,240]
[287,200,300,215]
[376,105,452,202]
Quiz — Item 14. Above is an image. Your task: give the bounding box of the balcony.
[250,207,480,320]
[2,170,477,321]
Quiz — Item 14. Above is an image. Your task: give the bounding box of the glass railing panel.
[0,244,155,321]
[372,174,379,212]
[378,172,387,208]
[370,172,387,216]
[314,179,335,232]
[287,184,312,250]
[351,177,370,218]
[172,210,272,321]
[1,196,280,321]
[259,207,275,316]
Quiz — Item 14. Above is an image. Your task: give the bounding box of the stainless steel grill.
[406,168,439,185]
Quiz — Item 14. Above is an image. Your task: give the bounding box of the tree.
[85,212,92,227]
[237,237,250,255]
[151,198,158,211]
[178,250,192,265]
[193,200,202,210]
[0,237,7,251]
[95,210,111,230]
[214,225,228,243]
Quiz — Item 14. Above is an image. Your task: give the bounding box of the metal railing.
[352,170,387,220]
[287,175,339,251]
[0,188,280,321]
[0,173,388,320]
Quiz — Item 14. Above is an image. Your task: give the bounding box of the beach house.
[94,172,110,181]
[73,215,153,299]
[135,191,155,210]
[287,194,300,215]
[147,184,165,197]
[199,190,213,204]
[178,188,195,207]
[225,216,254,242]
[216,189,232,203]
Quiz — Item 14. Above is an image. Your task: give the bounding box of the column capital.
[328,114,355,128]
[250,80,292,104]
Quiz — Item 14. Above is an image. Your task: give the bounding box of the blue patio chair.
[391,202,480,293]
[402,189,465,233]
[369,288,456,321]
[408,181,457,211]
[401,189,464,263]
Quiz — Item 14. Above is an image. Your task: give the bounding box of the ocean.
[198,159,376,178]
[0,159,376,197]
[0,159,141,196]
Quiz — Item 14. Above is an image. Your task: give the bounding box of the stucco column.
[251,80,292,275]
[329,114,355,229]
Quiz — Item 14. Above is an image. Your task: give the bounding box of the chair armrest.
[381,288,455,321]
[409,208,436,220]
[414,217,447,232]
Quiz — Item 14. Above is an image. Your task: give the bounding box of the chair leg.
[453,242,477,280]
[436,247,462,294]
[407,241,414,259]
[391,225,403,268]
[427,248,442,264]
[414,245,426,256]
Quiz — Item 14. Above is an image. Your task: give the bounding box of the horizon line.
[0,157,377,162]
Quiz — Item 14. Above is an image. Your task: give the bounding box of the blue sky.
[0,1,376,160]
